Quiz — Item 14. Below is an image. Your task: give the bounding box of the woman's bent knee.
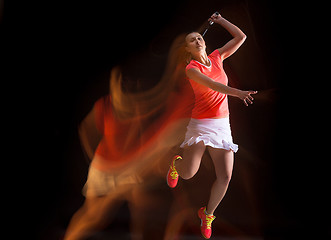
[180,167,198,180]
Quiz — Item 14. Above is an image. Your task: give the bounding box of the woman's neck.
[192,52,210,66]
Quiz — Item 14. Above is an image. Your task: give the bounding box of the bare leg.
[206,147,234,215]
[175,141,206,180]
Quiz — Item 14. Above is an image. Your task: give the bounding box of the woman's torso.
[186,50,229,119]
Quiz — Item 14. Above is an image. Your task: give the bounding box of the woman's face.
[185,32,206,55]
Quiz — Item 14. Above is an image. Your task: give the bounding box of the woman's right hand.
[208,12,224,24]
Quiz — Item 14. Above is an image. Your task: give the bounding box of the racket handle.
[208,11,220,25]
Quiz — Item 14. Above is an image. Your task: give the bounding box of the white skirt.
[180,117,238,152]
[82,166,142,197]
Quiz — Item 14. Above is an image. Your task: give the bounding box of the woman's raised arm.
[209,12,246,60]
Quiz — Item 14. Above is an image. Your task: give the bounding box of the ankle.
[205,208,214,216]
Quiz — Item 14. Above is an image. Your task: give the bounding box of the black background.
[2,0,330,239]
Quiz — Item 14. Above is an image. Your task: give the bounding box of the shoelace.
[204,215,216,229]
[170,166,178,179]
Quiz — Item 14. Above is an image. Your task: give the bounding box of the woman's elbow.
[239,34,247,42]
[234,34,246,46]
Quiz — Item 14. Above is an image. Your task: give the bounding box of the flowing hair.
[109,33,193,120]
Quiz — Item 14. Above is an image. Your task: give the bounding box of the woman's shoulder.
[185,59,201,71]
[208,49,221,59]
[208,49,223,66]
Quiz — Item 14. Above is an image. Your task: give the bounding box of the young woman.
[166,12,257,239]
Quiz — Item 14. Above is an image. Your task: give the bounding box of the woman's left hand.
[236,90,258,106]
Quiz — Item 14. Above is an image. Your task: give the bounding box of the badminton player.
[167,12,257,239]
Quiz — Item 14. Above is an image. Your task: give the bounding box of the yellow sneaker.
[198,207,216,239]
[166,155,181,188]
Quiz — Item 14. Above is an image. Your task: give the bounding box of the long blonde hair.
[109,33,193,120]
